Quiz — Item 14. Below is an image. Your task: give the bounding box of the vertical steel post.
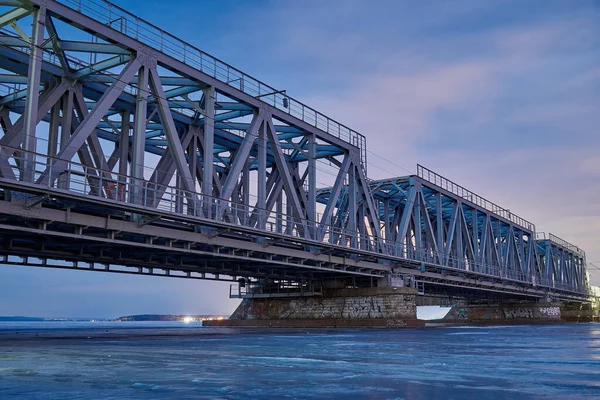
[414,187,422,258]
[456,203,464,269]
[348,164,357,248]
[436,192,443,262]
[131,65,148,204]
[286,201,293,235]
[257,120,267,230]
[276,193,283,233]
[57,90,73,190]
[242,160,250,225]
[307,133,316,237]
[119,110,130,200]
[188,133,197,215]
[383,198,391,244]
[22,6,46,182]
[472,209,479,265]
[47,102,60,160]
[202,86,214,198]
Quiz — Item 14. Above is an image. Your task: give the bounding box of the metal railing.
[536,232,586,257]
[229,281,323,298]
[56,0,368,171]
[417,164,535,231]
[0,147,588,295]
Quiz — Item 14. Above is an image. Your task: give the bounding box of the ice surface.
[0,322,599,399]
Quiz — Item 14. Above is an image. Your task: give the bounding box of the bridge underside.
[0,0,591,303]
[0,189,387,284]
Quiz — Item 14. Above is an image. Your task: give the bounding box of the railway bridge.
[0,0,591,323]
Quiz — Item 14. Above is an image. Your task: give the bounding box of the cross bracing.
[316,168,589,298]
[0,0,590,301]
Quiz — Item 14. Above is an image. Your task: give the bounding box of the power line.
[366,149,413,175]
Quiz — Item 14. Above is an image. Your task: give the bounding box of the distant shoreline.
[0,314,228,323]
[0,316,109,322]
[116,314,226,322]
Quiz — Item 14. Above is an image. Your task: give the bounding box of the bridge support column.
[206,287,423,328]
[560,302,597,322]
[441,302,563,324]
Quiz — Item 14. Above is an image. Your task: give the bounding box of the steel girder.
[316,167,589,298]
[0,0,590,300]
[0,0,376,244]
[535,233,588,294]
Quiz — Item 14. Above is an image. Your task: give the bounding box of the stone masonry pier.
[205,287,424,328]
[441,302,563,324]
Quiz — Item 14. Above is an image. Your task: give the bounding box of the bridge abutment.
[205,287,424,328]
[441,302,563,324]
[560,302,597,323]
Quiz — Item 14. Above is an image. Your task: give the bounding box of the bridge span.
[0,0,591,307]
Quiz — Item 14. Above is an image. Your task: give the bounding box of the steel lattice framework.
[0,0,590,301]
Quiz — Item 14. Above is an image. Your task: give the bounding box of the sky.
[0,0,598,318]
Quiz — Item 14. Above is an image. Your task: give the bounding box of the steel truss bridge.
[0,0,590,302]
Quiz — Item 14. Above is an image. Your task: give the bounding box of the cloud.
[579,156,600,176]
[262,6,599,281]
[310,61,494,149]
[156,0,600,284]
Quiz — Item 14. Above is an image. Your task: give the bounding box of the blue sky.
[1,0,598,318]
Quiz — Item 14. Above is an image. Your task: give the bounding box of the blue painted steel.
[0,0,589,300]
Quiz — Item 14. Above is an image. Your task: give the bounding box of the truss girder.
[0,0,589,300]
[535,237,588,293]
[316,175,588,297]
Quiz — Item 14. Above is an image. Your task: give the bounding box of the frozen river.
[1,322,599,399]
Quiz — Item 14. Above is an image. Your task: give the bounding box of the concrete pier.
[560,302,597,322]
[205,287,424,328]
[441,302,563,324]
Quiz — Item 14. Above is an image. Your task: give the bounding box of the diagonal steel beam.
[218,110,263,219]
[61,94,106,195]
[0,107,12,132]
[352,155,383,250]
[107,144,120,171]
[266,116,308,237]
[148,66,198,198]
[317,155,351,241]
[419,191,440,262]
[37,57,141,185]
[72,89,113,179]
[0,81,67,151]
[397,183,417,248]
[248,167,281,228]
[45,14,71,75]
[0,7,30,30]
[146,129,194,207]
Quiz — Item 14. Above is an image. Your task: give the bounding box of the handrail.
[536,232,586,257]
[417,164,535,231]
[55,0,367,171]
